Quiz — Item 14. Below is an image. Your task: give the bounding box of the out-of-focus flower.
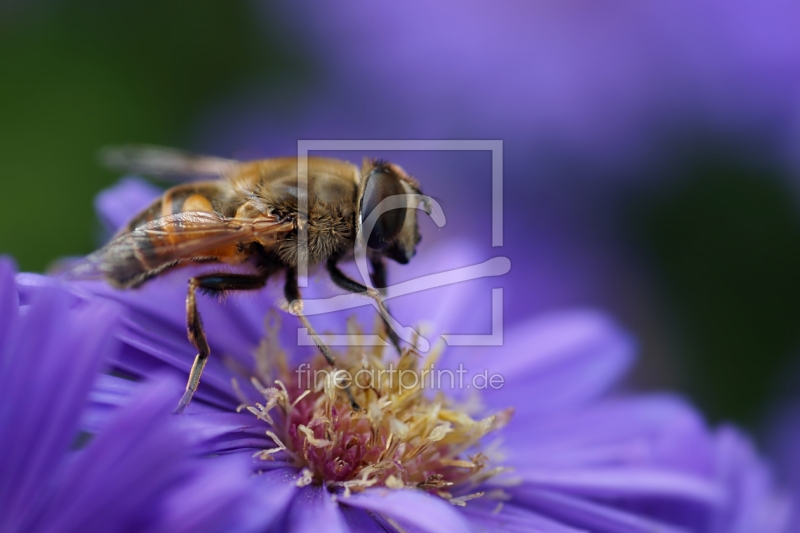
[768,400,800,532]
[0,257,252,533]
[19,179,789,532]
[212,0,800,186]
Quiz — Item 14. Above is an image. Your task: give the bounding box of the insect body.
[70,147,430,413]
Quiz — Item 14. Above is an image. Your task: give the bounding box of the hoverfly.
[67,146,435,413]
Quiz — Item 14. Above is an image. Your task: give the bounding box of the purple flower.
[768,401,800,531]
[0,257,257,533]
[22,178,789,532]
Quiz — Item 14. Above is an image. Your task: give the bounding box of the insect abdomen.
[121,182,229,234]
[100,230,178,288]
[105,182,236,287]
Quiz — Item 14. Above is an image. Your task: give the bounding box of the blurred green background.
[2,1,799,439]
[0,1,293,269]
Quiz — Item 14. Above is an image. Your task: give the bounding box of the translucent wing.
[99,145,238,181]
[62,211,293,287]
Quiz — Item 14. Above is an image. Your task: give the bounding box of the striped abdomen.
[101,182,247,287]
[120,181,235,235]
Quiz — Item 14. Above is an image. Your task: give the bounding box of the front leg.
[368,255,402,351]
[368,254,388,292]
[326,255,402,352]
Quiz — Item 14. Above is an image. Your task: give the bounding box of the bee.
[67,146,436,413]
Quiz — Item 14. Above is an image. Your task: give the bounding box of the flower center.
[244,316,512,503]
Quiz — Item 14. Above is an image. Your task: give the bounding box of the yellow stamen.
[246,317,513,504]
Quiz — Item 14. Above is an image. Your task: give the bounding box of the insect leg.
[284,267,360,410]
[195,272,269,294]
[176,272,268,414]
[367,255,402,352]
[325,256,402,353]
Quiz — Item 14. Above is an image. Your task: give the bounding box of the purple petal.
[22,268,254,411]
[513,467,724,506]
[35,376,248,533]
[710,426,790,533]
[156,454,267,533]
[766,400,800,533]
[0,287,120,530]
[510,487,692,533]
[282,485,348,533]
[176,412,275,456]
[467,310,634,413]
[339,505,390,532]
[461,500,583,533]
[34,377,185,531]
[80,373,137,433]
[342,488,470,533]
[502,395,713,474]
[232,469,298,532]
[14,272,85,306]
[0,257,18,348]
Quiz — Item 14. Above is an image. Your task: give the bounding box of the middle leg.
[284,267,360,410]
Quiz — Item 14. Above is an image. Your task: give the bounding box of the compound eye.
[360,170,407,250]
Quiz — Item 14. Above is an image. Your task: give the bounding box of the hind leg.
[175,272,268,414]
